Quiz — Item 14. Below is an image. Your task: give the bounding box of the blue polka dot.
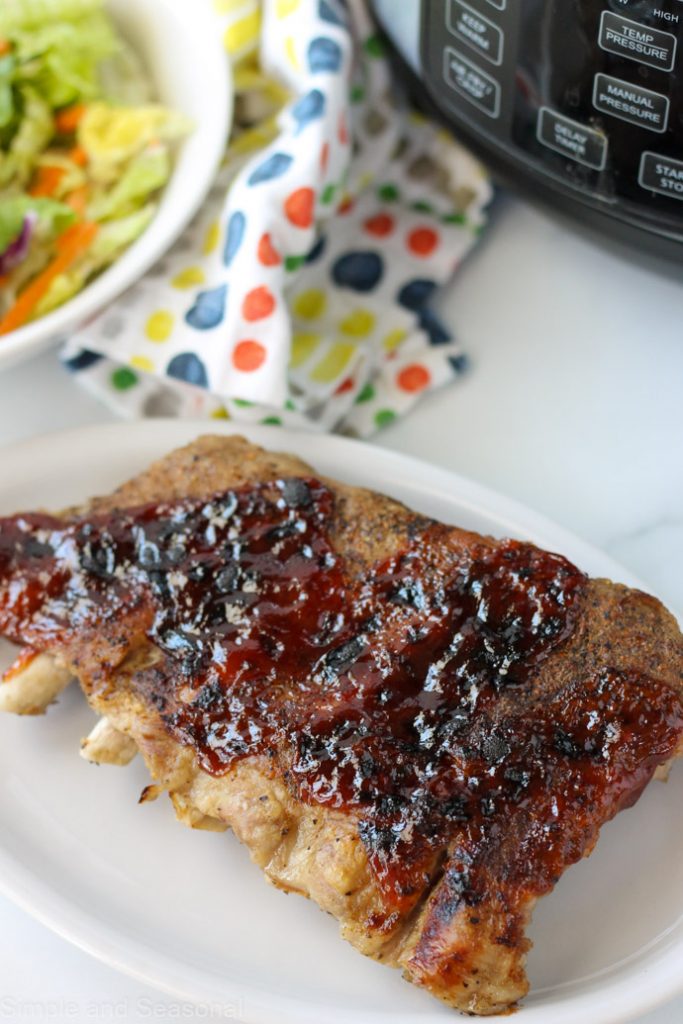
[318,0,346,26]
[247,152,293,186]
[448,354,468,374]
[184,284,227,330]
[292,89,326,134]
[331,251,384,292]
[223,211,246,267]
[419,308,451,345]
[63,349,103,372]
[308,36,342,73]
[167,353,209,388]
[306,235,326,263]
[397,278,437,311]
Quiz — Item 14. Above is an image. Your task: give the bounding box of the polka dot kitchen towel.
[63,0,493,436]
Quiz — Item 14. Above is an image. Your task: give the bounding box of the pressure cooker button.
[536,108,608,170]
[638,152,683,200]
[447,0,504,65]
[598,11,676,73]
[592,74,669,133]
[443,47,501,118]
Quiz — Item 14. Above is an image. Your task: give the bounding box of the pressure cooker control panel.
[420,0,683,228]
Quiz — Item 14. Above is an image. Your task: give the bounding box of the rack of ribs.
[1,435,681,1014]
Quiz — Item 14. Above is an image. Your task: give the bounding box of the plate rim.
[0,419,681,1024]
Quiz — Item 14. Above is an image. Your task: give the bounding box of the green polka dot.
[442,211,466,225]
[412,200,434,214]
[285,254,306,272]
[321,183,337,205]
[377,183,400,202]
[111,367,138,391]
[374,408,397,429]
[355,382,375,404]
[233,397,253,408]
[350,85,365,103]
[285,398,297,411]
[261,415,282,426]
[364,34,385,58]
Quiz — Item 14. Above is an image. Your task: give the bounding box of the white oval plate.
[0,421,681,1024]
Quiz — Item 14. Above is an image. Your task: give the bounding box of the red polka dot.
[242,286,275,322]
[337,195,354,215]
[257,232,281,266]
[335,376,355,395]
[397,363,431,392]
[338,112,348,145]
[233,339,266,372]
[320,142,329,173]
[407,227,439,257]
[284,187,315,228]
[364,213,394,237]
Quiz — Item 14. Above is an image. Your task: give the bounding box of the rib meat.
[1,435,682,1015]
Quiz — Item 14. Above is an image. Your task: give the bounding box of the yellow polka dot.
[290,332,320,368]
[145,310,174,343]
[310,341,356,383]
[284,36,300,71]
[211,406,230,420]
[224,10,261,55]
[383,328,407,351]
[293,289,327,320]
[213,0,247,11]
[213,0,251,11]
[339,309,376,337]
[358,171,374,191]
[229,121,278,156]
[276,0,300,16]
[202,220,220,255]
[130,355,154,372]
[171,266,206,290]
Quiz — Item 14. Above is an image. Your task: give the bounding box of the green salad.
[0,0,190,335]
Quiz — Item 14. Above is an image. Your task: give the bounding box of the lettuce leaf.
[0,0,104,34]
[0,85,53,186]
[0,54,17,130]
[9,13,117,109]
[80,103,191,171]
[0,195,75,252]
[88,146,170,220]
[34,203,155,317]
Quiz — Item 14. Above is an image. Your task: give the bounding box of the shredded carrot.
[69,144,88,167]
[66,185,89,216]
[28,165,66,197]
[55,103,87,135]
[0,39,11,57]
[0,221,98,336]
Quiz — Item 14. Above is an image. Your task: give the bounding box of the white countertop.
[0,196,682,1022]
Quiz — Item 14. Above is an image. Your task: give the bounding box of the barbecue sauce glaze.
[1,479,681,913]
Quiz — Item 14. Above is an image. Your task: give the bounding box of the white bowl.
[0,0,232,372]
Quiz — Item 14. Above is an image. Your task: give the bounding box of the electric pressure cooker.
[373,0,683,258]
